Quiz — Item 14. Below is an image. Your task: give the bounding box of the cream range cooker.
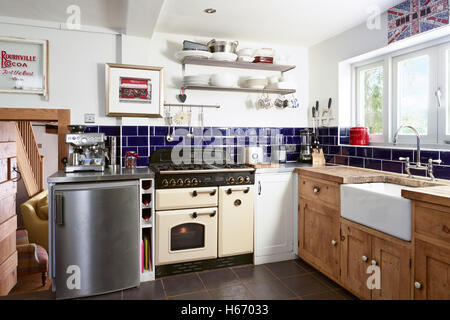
[149,148,255,274]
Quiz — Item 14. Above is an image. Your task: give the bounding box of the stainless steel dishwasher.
[50,180,139,299]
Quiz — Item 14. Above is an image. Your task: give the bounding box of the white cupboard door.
[255,173,294,258]
[218,186,254,257]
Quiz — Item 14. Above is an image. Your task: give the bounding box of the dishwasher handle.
[55,194,64,225]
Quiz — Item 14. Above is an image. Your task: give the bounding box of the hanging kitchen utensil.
[186,107,194,139]
[173,107,188,125]
[177,88,187,103]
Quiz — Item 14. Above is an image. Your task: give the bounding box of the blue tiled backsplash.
[85,125,450,180]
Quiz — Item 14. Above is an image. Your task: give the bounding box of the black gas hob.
[148,148,255,189]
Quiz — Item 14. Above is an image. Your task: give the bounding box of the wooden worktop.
[401,186,450,207]
[296,165,450,206]
[295,166,386,184]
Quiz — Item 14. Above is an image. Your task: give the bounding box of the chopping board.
[246,163,281,169]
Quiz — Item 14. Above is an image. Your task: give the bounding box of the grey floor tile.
[78,290,123,300]
[168,290,211,300]
[232,265,277,283]
[162,273,204,296]
[311,272,342,290]
[209,284,254,300]
[198,268,241,290]
[123,280,165,300]
[245,280,296,300]
[281,274,329,296]
[265,260,308,278]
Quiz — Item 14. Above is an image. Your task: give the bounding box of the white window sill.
[339,143,450,151]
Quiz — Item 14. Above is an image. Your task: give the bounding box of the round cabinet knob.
[244,176,251,183]
[371,260,377,266]
[162,179,169,187]
[331,240,337,246]
[177,179,184,186]
[192,178,199,186]
[184,179,191,187]
[414,282,422,289]
[237,176,244,184]
[228,177,235,184]
[362,255,368,262]
[169,179,176,187]
[313,186,320,193]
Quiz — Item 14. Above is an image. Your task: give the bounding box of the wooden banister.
[15,122,44,195]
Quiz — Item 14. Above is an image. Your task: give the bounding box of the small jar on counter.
[125,151,139,169]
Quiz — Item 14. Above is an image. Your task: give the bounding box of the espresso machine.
[65,126,106,172]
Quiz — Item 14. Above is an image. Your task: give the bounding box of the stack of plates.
[175,50,212,61]
[243,77,268,89]
[210,52,238,62]
[183,75,210,86]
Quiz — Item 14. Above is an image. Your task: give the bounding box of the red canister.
[349,127,370,145]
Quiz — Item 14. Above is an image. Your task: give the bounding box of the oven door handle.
[192,189,217,197]
[192,210,216,219]
[226,187,250,195]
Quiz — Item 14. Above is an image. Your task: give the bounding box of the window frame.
[437,43,450,144]
[355,60,389,143]
[351,37,450,147]
[392,46,437,145]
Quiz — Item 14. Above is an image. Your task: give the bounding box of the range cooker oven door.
[218,185,254,257]
[156,207,218,265]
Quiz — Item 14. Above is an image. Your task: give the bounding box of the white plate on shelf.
[210,52,238,62]
[175,50,212,61]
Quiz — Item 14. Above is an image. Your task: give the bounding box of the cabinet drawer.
[299,176,339,207]
[414,201,450,243]
[156,187,218,210]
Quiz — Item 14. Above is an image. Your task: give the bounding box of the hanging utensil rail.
[164,103,220,109]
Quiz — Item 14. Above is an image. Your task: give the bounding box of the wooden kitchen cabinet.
[413,201,450,300]
[340,220,412,300]
[414,239,450,300]
[298,200,340,280]
[254,172,296,264]
[298,176,340,280]
[372,236,412,300]
[340,221,372,300]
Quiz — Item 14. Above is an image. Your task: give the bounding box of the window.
[354,40,450,145]
[356,62,386,142]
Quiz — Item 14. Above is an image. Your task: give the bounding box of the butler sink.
[341,183,413,241]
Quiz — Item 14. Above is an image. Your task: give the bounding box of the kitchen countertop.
[48,167,155,184]
[401,186,450,207]
[255,162,312,173]
[296,165,450,206]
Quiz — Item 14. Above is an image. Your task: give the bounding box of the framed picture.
[0,36,49,98]
[105,63,164,117]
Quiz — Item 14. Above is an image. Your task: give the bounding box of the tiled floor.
[2,259,357,300]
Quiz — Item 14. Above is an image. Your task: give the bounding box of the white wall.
[32,124,58,189]
[308,13,388,126]
[0,21,309,128]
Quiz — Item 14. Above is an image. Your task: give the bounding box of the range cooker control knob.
[192,178,199,186]
[237,176,244,184]
[228,177,235,184]
[169,179,176,187]
[162,179,169,187]
[244,176,251,183]
[184,179,191,187]
[177,179,184,186]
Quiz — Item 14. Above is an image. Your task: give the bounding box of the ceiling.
[0,0,405,46]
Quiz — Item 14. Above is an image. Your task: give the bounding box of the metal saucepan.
[207,39,239,53]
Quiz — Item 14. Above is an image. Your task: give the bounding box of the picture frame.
[0,36,49,99]
[105,63,164,117]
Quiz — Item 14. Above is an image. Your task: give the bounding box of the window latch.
[435,87,442,108]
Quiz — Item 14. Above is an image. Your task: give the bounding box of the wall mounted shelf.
[181,57,296,73]
[183,85,296,95]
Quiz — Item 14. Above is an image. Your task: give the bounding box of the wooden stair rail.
[15,122,44,196]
